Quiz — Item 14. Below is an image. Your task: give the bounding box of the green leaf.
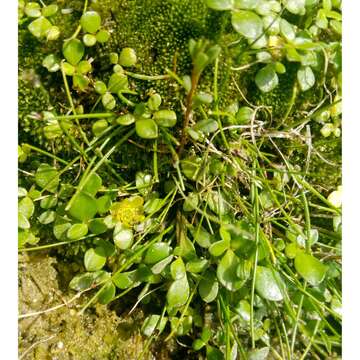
[119,48,137,67]
[18,229,38,247]
[255,266,284,301]
[116,114,135,126]
[199,271,219,303]
[73,74,90,91]
[80,11,102,34]
[231,10,263,39]
[82,173,102,197]
[92,119,108,137]
[67,223,88,240]
[42,4,58,17]
[147,93,162,110]
[141,315,168,337]
[42,54,60,72]
[18,212,30,230]
[53,222,71,240]
[294,252,327,286]
[40,195,57,209]
[35,163,59,193]
[236,106,254,124]
[167,275,190,308]
[192,226,213,248]
[217,249,243,291]
[46,26,60,41]
[144,242,171,265]
[153,110,177,127]
[255,65,279,92]
[97,281,116,304]
[280,19,296,42]
[77,60,92,74]
[186,258,208,273]
[112,270,138,289]
[248,347,270,360]
[68,191,98,222]
[96,195,112,215]
[96,30,110,43]
[205,0,234,10]
[62,39,85,66]
[28,16,52,38]
[113,222,133,249]
[183,193,199,212]
[69,271,110,291]
[18,197,34,219]
[25,2,41,17]
[84,247,107,272]
[135,118,158,139]
[94,81,107,95]
[136,172,152,196]
[89,218,108,235]
[207,191,229,215]
[151,255,174,274]
[102,92,116,110]
[18,187,28,198]
[107,72,128,93]
[209,240,230,257]
[297,66,315,91]
[193,119,218,134]
[170,257,186,280]
[284,0,306,15]
[235,299,251,321]
[38,210,56,224]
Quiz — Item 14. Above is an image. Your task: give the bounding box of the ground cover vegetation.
[18,0,342,358]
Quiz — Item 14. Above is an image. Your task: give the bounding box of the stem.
[178,70,200,156]
[60,62,90,146]
[124,70,169,81]
[53,113,115,121]
[250,162,260,349]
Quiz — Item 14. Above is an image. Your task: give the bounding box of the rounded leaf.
[68,191,98,222]
[167,275,190,308]
[96,29,110,43]
[116,113,135,126]
[102,92,116,110]
[83,34,97,47]
[18,197,34,219]
[84,247,107,272]
[62,39,85,66]
[297,66,315,91]
[231,10,263,39]
[135,118,158,139]
[92,119,108,137]
[119,48,137,67]
[170,257,186,280]
[153,110,177,127]
[255,65,279,92]
[205,0,234,10]
[255,266,284,301]
[80,11,102,34]
[98,282,116,304]
[28,17,52,38]
[113,223,134,249]
[199,271,219,303]
[38,210,56,224]
[67,223,88,240]
[25,2,41,17]
[217,249,243,291]
[294,252,327,286]
[94,81,107,95]
[35,163,59,193]
[144,242,171,265]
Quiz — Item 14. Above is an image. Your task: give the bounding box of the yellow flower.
[110,196,145,227]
